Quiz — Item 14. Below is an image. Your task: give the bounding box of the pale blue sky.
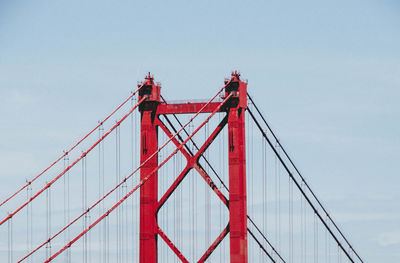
[0,0,399,262]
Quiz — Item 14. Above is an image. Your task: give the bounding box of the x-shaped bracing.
[155,114,229,263]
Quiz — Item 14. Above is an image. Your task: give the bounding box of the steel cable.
[247,92,363,263]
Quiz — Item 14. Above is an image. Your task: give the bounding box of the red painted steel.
[156,117,231,261]
[139,73,160,263]
[136,74,232,262]
[155,72,249,262]
[153,72,249,262]
[156,115,229,210]
[157,101,223,114]
[157,227,189,263]
[198,224,230,263]
[227,72,248,263]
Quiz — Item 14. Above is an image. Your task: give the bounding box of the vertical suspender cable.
[8,215,13,263]
[301,181,304,263]
[316,212,319,262]
[116,124,121,263]
[326,216,328,263]
[173,153,177,263]
[204,123,211,251]
[165,132,168,259]
[263,132,268,262]
[192,121,196,261]
[160,130,163,260]
[304,183,307,263]
[328,219,331,263]
[30,185,33,263]
[26,182,30,262]
[250,110,255,262]
[12,216,14,262]
[290,175,294,262]
[107,211,110,263]
[207,122,211,250]
[314,212,318,263]
[190,122,195,261]
[87,157,91,263]
[222,112,226,262]
[82,156,86,263]
[219,113,223,262]
[98,124,103,263]
[313,214,318,263]
[224,118,227,262]
[175,153,179,262]
[178,142,182,256]
[252,114,256,262]
[101,123,107,263]
[274,143,278,262]
[50,181,52,256]
[63,154,67,263]
[66,154,71,263]
[86,156,89,263]
[291,177,294,262]
[125,128,128,263]
[289,176,291,262]
[46,183,51,259]
[175,154,179,263]
[119,125,123,263]
[277,144,281,256]
[119,124,125,263]
[204,122,209,251]
[131,96,136,261]
[246,111,251,261]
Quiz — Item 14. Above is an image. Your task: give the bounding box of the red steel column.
[227,72,248,263]
[139,73,161,263]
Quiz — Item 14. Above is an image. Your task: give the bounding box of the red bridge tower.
[139,72,248,262]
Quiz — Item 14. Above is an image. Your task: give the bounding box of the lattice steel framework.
[138,72,248,263]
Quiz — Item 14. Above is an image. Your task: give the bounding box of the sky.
[0,0,399,262]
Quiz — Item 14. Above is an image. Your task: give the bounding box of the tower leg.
[228,106,248,263]
[140,110,158,263]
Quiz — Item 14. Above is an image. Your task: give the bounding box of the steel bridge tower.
[138,72,248,263]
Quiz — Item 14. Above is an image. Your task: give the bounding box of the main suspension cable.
[247,92,363,262]
[247,228,275,263]
[247,106,356,263]
[0,87,143,209]
[247,216,286,263]
[0,96,146,228]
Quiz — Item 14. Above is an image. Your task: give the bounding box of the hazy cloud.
[378,230,400,247]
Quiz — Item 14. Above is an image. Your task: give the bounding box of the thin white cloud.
[378,230,400,247]
[335,212,400,223]
[7,90,36,105]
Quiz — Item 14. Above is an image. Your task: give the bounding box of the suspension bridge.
[0,72,363,262]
